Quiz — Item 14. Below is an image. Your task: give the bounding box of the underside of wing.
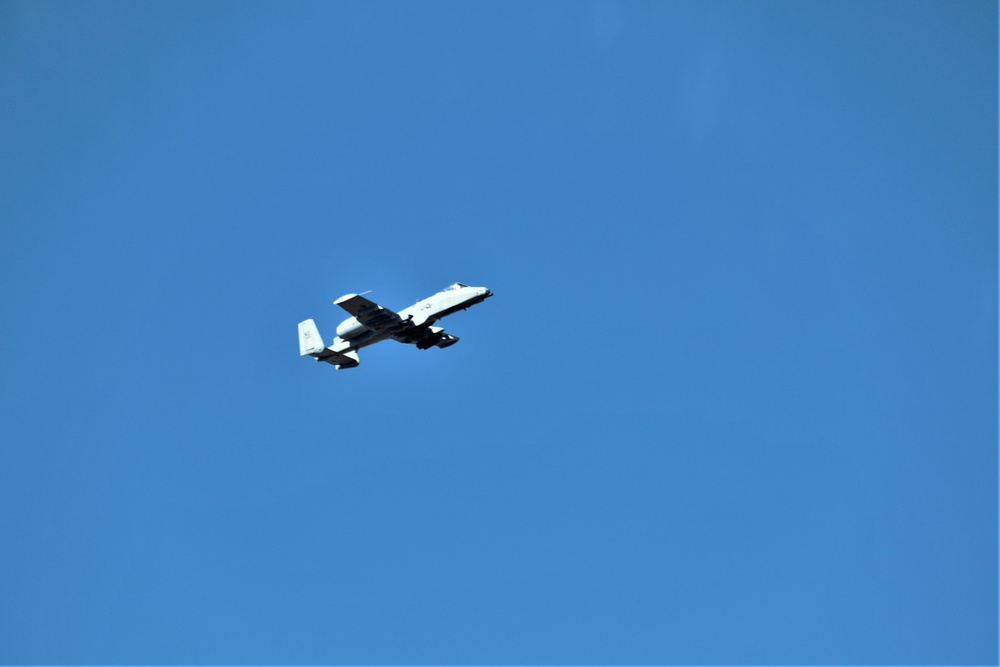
[334,293,459,350]
[395,325,460,349]
[334,293,410,335]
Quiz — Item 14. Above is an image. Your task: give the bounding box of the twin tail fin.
[298,319,359,369]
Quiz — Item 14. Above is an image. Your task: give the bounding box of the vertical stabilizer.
[298,319,326,356]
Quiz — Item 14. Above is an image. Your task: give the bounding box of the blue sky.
[0,1,996,663]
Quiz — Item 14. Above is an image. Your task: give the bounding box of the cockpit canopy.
[443,282,468,291]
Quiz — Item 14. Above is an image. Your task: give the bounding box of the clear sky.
[0,1,996,664]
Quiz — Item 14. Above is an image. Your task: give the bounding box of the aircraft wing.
[334,293,410,334]
[334,293,461,350]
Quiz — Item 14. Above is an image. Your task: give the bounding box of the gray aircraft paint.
[298,283,492,369]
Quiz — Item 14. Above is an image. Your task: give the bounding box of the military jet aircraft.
[298,282,493,369]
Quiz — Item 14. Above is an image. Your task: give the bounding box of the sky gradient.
[0,1,996,663]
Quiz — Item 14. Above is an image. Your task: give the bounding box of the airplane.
[298,282,493,369]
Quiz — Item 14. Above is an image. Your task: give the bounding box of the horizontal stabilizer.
[312,347,359,369]
[331,349,360,370]
[299,320,361,369]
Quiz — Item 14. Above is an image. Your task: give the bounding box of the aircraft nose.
[481,288,493,297]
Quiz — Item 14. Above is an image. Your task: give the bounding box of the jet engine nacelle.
[335,316,368,340]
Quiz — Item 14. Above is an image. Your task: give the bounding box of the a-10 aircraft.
[298,282,493,369]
